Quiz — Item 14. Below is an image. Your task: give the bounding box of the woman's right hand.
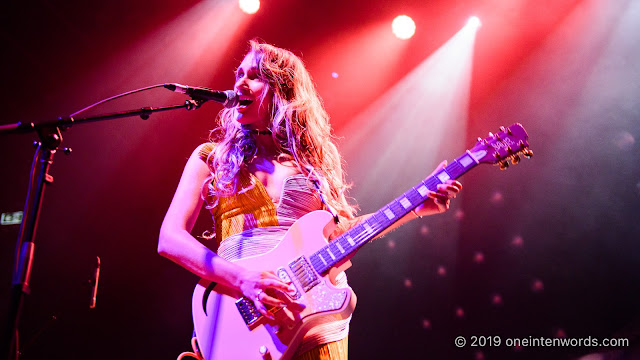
[237,269,298,318]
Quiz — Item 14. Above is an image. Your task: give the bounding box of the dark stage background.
[1,0,639,359]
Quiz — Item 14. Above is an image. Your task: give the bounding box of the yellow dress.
[198,144,350,360]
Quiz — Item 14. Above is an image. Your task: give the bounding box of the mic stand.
[2,99,205,360]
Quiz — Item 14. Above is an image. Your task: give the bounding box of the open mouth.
[238,99,254,106]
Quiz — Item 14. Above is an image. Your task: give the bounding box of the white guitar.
[192,124,531,360]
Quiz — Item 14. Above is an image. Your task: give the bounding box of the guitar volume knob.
[259,345,272,360]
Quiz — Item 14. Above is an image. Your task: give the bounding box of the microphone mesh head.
[223,90,238,108]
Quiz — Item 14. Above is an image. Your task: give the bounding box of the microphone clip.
[184,99,205,111]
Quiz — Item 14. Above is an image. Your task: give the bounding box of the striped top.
[198,143,351,354]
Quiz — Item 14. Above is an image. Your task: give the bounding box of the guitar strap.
[305,168,340,225]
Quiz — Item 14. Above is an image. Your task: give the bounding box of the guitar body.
[192,210,357,360]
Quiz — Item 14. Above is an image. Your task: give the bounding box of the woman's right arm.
[158,144,245,286]
[158,145,293,316]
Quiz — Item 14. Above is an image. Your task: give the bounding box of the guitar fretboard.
[309,150,481,275]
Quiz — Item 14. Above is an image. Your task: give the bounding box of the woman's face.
[233,52,274,129]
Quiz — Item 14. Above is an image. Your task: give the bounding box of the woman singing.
[158,39,461,360]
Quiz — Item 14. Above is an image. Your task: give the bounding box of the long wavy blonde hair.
[204,40,356,220]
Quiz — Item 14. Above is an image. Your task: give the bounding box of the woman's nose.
[235,75,248,91]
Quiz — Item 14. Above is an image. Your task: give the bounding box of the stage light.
[392,15,416,40]
[467,16,481,29]
[239,0,260,14]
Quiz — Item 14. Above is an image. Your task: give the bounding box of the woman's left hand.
[413,161,462,217]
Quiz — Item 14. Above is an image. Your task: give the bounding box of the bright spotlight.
[239,0,260,14]
[392,15,416,40]
[467,16,481,29]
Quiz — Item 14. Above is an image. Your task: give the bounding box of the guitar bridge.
[289,256,321,292]
[236,297,261,328]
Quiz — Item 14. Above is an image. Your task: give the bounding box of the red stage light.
[392,15,416,40]
[467,16,482,29]
[239,0,260,14]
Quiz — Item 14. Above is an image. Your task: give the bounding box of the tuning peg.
[523,149,533,158]
[511,155,520,164]
[493,152,501,160]
[499,126,505,132]
[499,161,509,170]
[507,146,514,154]
[488,132,494,138]
[519,140,527,150]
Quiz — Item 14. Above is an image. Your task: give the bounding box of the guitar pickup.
[288,256,321,293]
[277,267,301,300]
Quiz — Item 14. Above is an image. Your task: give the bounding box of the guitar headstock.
[470,123,532,169]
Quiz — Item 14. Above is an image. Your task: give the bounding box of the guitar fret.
[341,237,353,252]
[356,225,371,244]
[319,250,329,265]
[452,159,467,171]
[458,152,478,168]
[363,222,373,234]
[370,216,388,234]
[399,197,412,209]
[416,183,429,196]
[447,161,466,178]
[424,177,440,191]
[405,188,423,207]
[346,234,355,246]
[323,251,335,267]
[327,246,336,260]
[312,258,322,270]
[353,234,367,247]
[389,201,406,215]
[435,169,451,182]
[371,211,388,225]
[369,221,384,235]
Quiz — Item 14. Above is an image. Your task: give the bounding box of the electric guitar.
[192,123,531,360]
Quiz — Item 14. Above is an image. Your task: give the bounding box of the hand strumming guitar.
[237,269,301,319]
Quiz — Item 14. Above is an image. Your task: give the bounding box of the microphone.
[164,83,238,108]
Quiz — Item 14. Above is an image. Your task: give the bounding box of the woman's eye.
[235,68,259,82]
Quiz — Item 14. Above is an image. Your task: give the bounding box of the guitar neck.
[308,149,484,275]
